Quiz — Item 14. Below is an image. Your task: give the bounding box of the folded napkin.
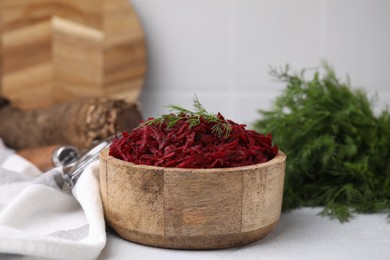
[0,139,106,260]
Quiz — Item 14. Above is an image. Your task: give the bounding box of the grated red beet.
[109,114,278,169]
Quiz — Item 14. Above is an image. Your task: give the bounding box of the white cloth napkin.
[0,140,106,259]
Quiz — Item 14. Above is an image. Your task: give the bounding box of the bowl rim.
[100,148,286,173]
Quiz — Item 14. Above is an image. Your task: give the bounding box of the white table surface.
[98,208,390,260]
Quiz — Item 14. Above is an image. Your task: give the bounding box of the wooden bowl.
[99,148,286,249]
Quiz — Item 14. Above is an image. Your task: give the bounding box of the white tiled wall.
[130,0,390,126]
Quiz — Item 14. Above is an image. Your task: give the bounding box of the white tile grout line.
[228,0,237,117]
[319,0,328,59]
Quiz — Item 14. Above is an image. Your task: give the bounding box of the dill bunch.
[254,62,390,222]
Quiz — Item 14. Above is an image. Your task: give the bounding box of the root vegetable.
[0,97,142,150]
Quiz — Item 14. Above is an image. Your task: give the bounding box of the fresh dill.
[254,62,390,222]
[138,96,232,138]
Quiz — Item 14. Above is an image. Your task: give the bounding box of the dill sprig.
[138,96,232,138]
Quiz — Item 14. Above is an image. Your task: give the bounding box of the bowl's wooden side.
[99,148,286,249]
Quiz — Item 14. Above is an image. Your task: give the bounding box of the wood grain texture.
[242,161,286,232]
[99,149,287,249]
[17,145,59,171]
[104,163,164,236]
[0,0,146,110]
[163,170,242,237]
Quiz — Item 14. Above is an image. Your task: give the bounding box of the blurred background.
[132,0,390,126]
[1,0,389,153]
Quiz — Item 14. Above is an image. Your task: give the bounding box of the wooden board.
[0,0,146,110]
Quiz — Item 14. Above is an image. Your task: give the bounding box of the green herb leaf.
[254,61,390,222]
[138,95,232,138]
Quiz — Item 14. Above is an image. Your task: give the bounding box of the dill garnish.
[138,96,232,138]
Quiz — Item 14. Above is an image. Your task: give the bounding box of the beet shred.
[109,115,278,169]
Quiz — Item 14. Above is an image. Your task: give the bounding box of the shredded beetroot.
[109,115,278,169]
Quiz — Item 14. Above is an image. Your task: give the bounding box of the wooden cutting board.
[0,0,146,110]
